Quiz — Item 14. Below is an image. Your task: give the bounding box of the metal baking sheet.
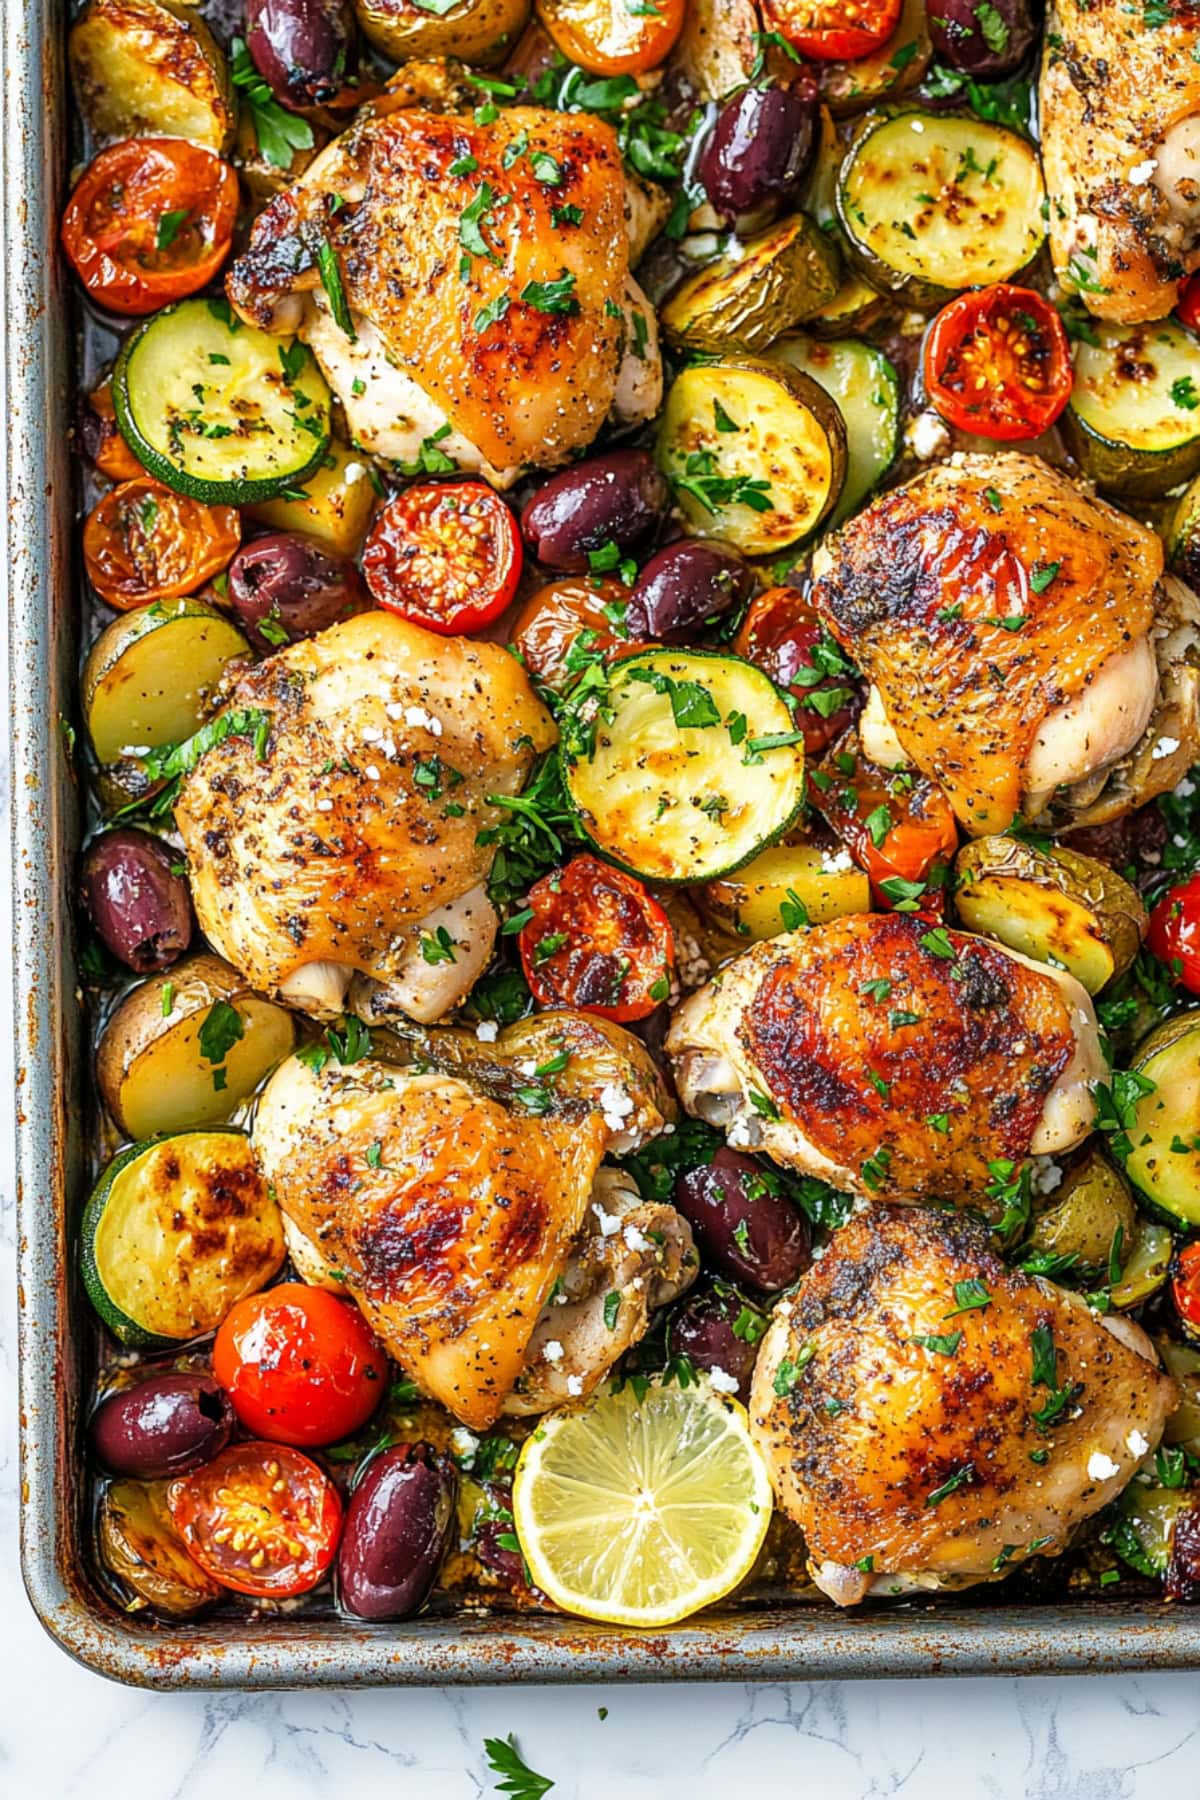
[10,0,1200,1688]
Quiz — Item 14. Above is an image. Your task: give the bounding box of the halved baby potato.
[953,837,1146,994]
[1025,1148,1136,1277]
[244,439,379,559]
[700,839,870,941]
[353,0,531,63]
[69,0,235,152]
[83,598,251,768]
[660,213,840,356]
[98,951,296,1140]
[99,1479,226,1615]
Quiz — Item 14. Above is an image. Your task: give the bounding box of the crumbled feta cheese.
[403,704,443,737]
[906,410,952,462]
[820,848,856,875]
[120,744,151,757]
[1126,1430,1151,1459]
[727,1112,763,1150]
[316,797,334,812]
[1177,778,1196,799]
[592,1202,622,1238]
[1030,1157,1064,1197]
[342,460,367,485]
[566,1374,584,1396]
[361,725,382,743]
[599,1081,635,1134]
[909,118,925,133]
[623,1224,651,1253]
[1152,736,1181,761]
[475,1020,499,1042]
[450,1426,478,1461]
[1129,159,1158,186]
[1087,1451,1120,1481]
[707,1366,740,1394]
[542,1339,564,1364]
[365,764,381,781]
[517,1058,540,1077]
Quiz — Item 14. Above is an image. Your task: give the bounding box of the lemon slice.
[512,1378,773,1627]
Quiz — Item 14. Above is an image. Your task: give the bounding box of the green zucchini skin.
[1125,1011,1200,1230]
[659,213,841,357]
[560,648,806,885]
[81,1138,177,1349]
[1066,320,1200,500]
[113,298,332,504]
[767,335,900,526]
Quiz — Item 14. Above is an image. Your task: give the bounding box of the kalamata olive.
[226,531,366,652]
[245,0,356,110]
[338,1441,458,1620]
[675,1148,812,1293]
[928,0,1037,78]
[475,1516,526,1585]
[520,450,671,573]
[699,79,819,226]
[90,1374,234,1479]
[625,540,756,642]
[1166,1499,1200,1601]
[80,827,194,973]
[667,1280,764,1401]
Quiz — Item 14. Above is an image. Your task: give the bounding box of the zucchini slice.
[560,649,805,883]
[806,272,887,339]
[817,0,932,116]
[1110,1217,1172,1310]
[1108,1479,1192,1578]
[700,838,870,940]
[1066,321,1200,500]
[114,298,332,504]
[659,213,840,356]
[1125,1011,1200,1228]
[837,109,1045,307]
[657,358,847,556]
[82,1129,284,1346]
[82,598,250,767]
[767,335,900,525]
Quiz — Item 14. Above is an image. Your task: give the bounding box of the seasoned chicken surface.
[253,1013,690,1430]
[174,611,555,1017]
[810,455,1165,835]
[751,1207,1177,1603]
[1041,0,1200,321]
[666,912,1104,1203]
[227,104,635,480]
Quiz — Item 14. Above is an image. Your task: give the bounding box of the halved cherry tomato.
[519,853,675,1021]
[923,285,1072,442]
[763,0,901,59]
[1148,872,1200,994]
[167,1441,343,1597]
[511,576,643,690]
[83,477,241,610]
[1173,1241,1200,1342]
[811,741,958,906]
[1179,273,1200,334]
[362,481,522,635]
[213,1284,385,1449]
[84,381,146,484]
[536,0,685,75]
[734,587,857,755]
[61,139,239,318]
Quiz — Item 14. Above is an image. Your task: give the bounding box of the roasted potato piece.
[244,439,378,558]
[82,599,251,768]
[99,1479,225,1617]
[660,213,840,355]
[69,0,235,152]
[1025,1150,1136,1277]
[97,952,296,1140]
[953,837,1146,994]
[1160,1339,1200,1457]
[700,840,870,941]
[353,0,530,65]
[670,0,759,100]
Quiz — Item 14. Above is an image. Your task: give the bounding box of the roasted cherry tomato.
[83,478,241,610]
[511,576,641,690]
[536,0,685,74]
[61,138,239,318]
[762,0,902,59]
[1179,272,1200,334]
[213,1284,385,1448]
[167,1441,343,1597]
[923,285,1072,442]
[1173,1241,1200,1342]
[811,742,958,904]
[362,481,522,635]
[83,381,145,484]
[518,854,675,1021]
[734,587,857,755]
[1147,872,1200,994]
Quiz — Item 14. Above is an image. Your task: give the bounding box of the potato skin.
[352,0,530,66]
[69,0,235,152]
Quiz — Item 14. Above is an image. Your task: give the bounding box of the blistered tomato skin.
[90,1373,234,1479]
[1147,874,1200,994]
[923,287,1072,442]
[227,531,367,651]
[734,587,857,755]
[338,1443,459,1620]
[520,450,671,571]
[667,1281,762,1400]
[246,0,356,110]
[362,481,522,634]
[675,1149,812,1293]
[625,540,755,641]
[518,854,675,1022]
[699,80,819,226]
[213,1284,385,1448]
[168,1441,343,1597]
[80,826,194,972]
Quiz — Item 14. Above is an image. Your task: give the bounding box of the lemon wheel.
[512,1378,773,1627]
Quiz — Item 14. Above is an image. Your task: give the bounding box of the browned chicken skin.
[752,1207,1177,1603]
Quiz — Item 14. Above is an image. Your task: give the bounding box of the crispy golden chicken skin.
[751,1206,1177,1603]
[1041,0,1200,321]
[666,913,1103,1203]
[809,455,1162,835]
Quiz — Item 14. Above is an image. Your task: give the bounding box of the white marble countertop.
[4,682,1199,1798]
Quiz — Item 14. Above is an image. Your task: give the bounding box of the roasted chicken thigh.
[751,1206,1177,1603]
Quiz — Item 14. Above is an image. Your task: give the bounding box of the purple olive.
[226,531,366,653]
[338,1442,458,1620]
[90,1374,234,1479]
[928,0,1037,78]
[245,0,356,110]
[674,1148,811,1293]
[475,1516,526,1585]
[520,451,671,573]
[667,1281,763,1401]
[625,540,756,641]
[80,827,194,974]
[1166,1499,1200,1601]
[699,79,819,226]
